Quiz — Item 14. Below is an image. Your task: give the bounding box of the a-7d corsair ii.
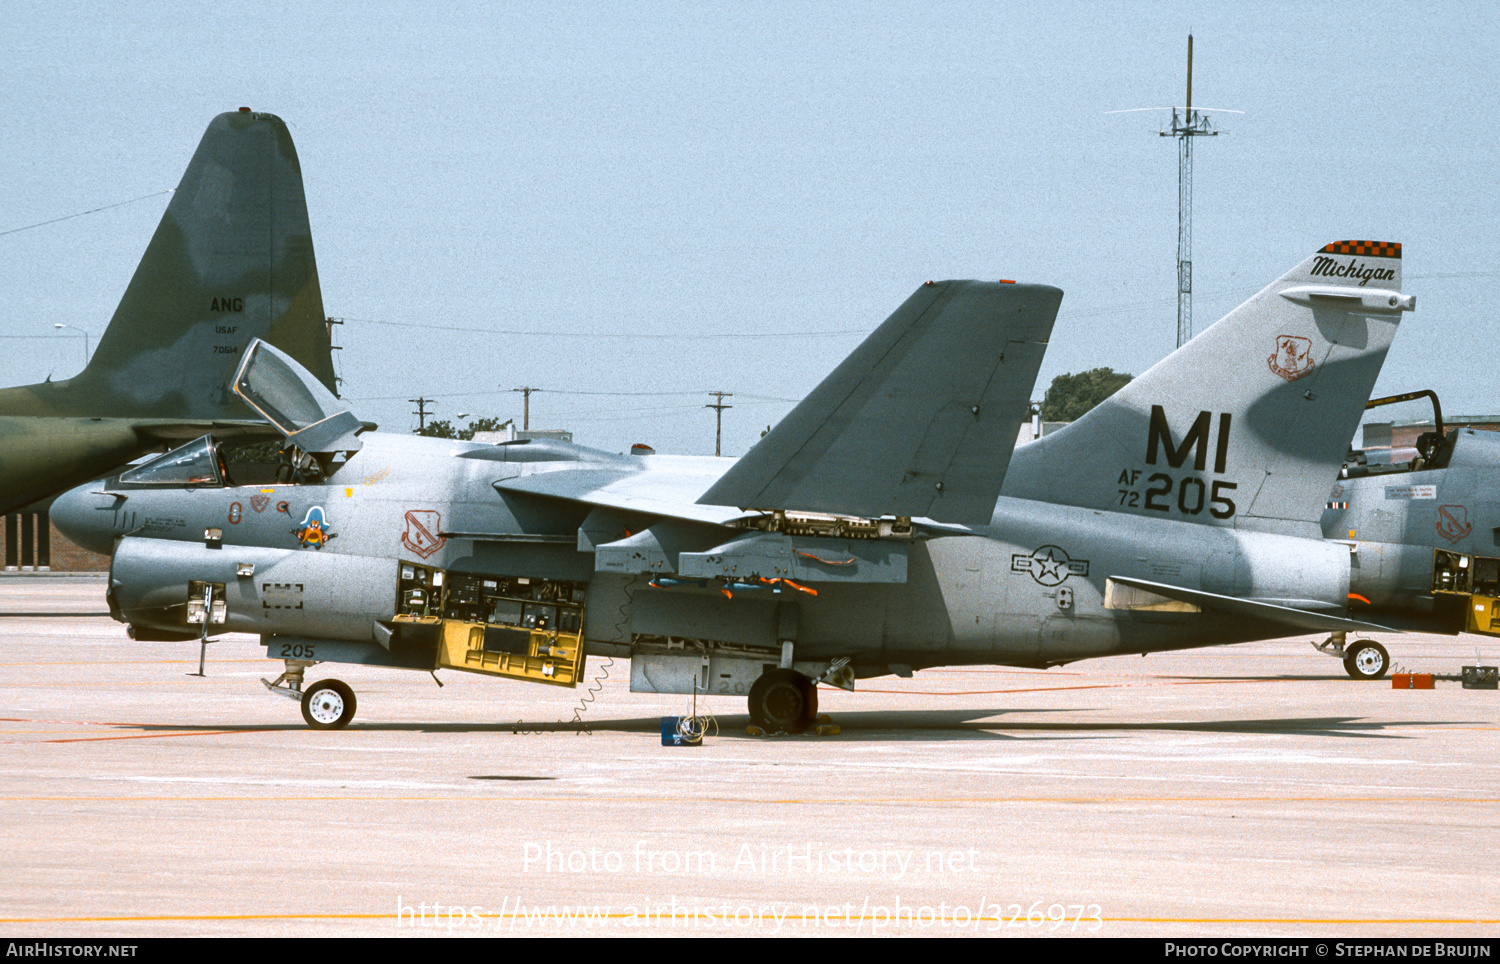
[55,242,1414,732]
[1301,389,1500,678]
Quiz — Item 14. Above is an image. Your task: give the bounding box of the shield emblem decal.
[1436,505,1472,543]
[402,510,445,558]
[1268,335,1316,381]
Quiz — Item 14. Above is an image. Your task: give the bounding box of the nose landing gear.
[262,659,358,728]
[1343,640,1390,680]
[300,679,358,729]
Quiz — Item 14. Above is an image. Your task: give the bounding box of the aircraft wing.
[696,280,1062,525]
[492,457,753,526]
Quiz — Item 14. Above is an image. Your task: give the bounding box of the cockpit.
[1339,390,1457,479]
[114,339,367,491]
[114,433,337,489]
[117,435,234,488]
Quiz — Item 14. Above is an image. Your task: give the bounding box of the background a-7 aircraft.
[55,213,1424,731]
[1316,388,1500,672]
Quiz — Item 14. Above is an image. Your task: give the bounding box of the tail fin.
[66,109,336,418]
[1003,242,1414,538]
[697,280,1062,524]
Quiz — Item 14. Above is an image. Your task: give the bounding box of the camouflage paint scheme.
[0,110,336,514]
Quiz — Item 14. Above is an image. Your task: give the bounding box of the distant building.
[1015,421,1068,445]
[1363,417,1500,450]
[3,500,108,572]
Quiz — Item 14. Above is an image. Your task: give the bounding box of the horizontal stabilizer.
[1108,575,1399,634]
[698,280,1062,524]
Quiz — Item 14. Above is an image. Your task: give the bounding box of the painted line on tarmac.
[36,728,280,743]
[849,677,1285,695]
[0,717,281,743]
[0,911,1496,926]
[3,793,1497,804]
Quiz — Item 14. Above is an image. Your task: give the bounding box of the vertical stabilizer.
[65,109,335,417]
[697,280,1061,524]
[1003,242,1413,539]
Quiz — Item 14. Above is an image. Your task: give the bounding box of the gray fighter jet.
[53,241,1413,732]
[0,109,337,516]
[1309,389,1500,678]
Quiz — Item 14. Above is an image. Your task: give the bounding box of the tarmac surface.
[1,575,1497,938]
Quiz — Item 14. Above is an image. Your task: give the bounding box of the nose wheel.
[300,679,357,729]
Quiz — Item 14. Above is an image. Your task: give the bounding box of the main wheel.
[1343,641,1390,680]
[301,679,357,729]
[747,669,817,734]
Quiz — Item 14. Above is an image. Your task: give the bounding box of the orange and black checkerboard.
[1321,240,1401,259]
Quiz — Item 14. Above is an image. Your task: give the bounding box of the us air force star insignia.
[1011,545,1090,586]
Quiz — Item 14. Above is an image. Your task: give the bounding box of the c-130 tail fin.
[64,108,337,421]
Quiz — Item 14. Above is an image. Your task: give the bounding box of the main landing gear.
[1313,632,1390,680]
[747,668,819,735]
[262,659,359,729]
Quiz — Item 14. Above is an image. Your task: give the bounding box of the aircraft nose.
[51,482,123,557]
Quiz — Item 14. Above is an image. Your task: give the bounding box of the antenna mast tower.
[1161,35,1218,348]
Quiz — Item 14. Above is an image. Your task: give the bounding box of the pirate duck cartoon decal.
[291,506,335,549]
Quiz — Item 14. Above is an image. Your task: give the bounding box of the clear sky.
[4,1,1496,454]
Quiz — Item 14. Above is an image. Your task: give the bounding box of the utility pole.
[409,396,434,433]
[706,391,733,457]
[511,386,540,430]
[1160,34,1220,348]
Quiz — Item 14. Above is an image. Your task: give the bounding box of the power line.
[0,189,173,238]
[348,388,799,403]
[330,316,863,340]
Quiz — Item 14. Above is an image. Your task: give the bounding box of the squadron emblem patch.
[402,509,445,559]
[1268,335,1315,381]
[1436,505,1472,543]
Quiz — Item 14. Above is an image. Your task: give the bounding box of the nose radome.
[51,482,121,556]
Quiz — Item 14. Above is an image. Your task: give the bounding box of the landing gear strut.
[747,668,818,734]
[262,660,359,728]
